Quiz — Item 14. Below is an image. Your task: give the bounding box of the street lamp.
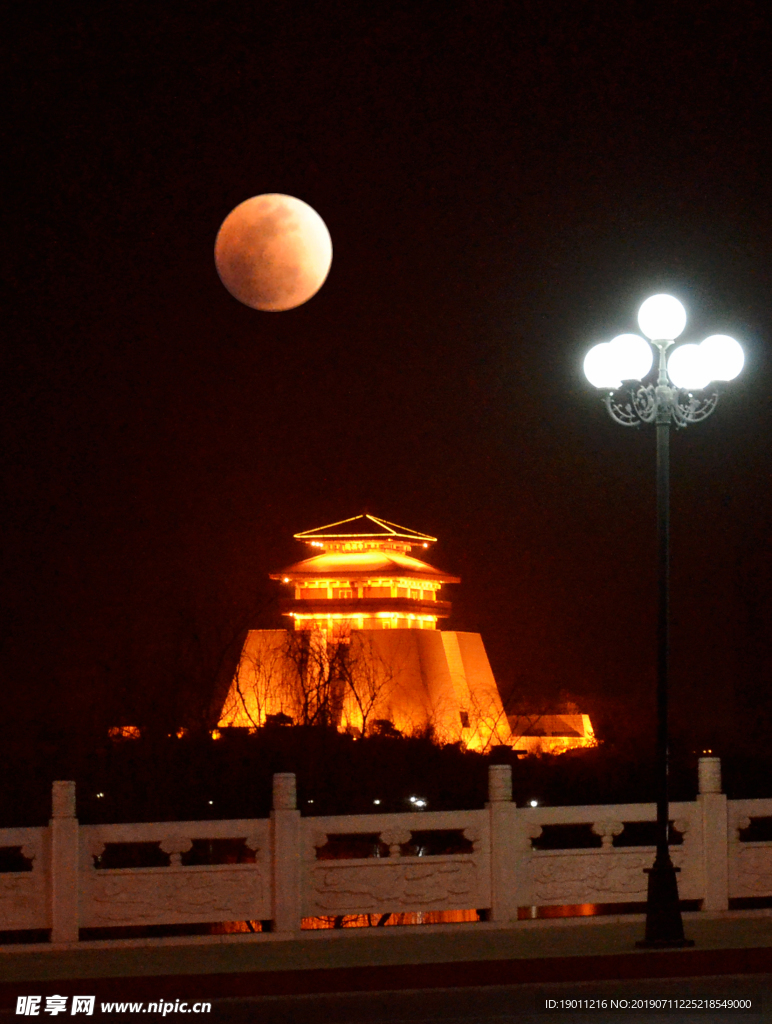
[583,294,744,947]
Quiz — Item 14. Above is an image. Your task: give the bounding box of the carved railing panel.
[522,802,700,905]
[301,809,490,917]
[305,858,487,916]
[728,798,772,899]
[0,827,49,930]
[81,864,267,927]
[79,819,270,927]
[532,847,688,904]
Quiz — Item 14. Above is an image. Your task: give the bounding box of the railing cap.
[698,756,722,795]
[488,763,513,803]
[52,781,76,818]
[273,772,297,810]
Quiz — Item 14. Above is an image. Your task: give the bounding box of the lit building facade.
[274,515,456,635]
[216,515,596,754]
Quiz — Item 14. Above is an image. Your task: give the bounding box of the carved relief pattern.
[0,829,48,929]
[533,850,685,903]
[82,866,267,926]
[731,846,772,898]
[306,857,486,913]
[0,875,49,928]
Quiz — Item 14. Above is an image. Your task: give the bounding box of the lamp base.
[636,852,694,948]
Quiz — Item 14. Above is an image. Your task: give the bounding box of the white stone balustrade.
[1,756,770,944]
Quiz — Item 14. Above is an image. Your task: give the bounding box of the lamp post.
[583,295,744,947]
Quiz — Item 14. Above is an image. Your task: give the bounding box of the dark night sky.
[4,2,772,749]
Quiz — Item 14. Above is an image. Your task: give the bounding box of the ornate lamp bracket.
[671,388,719,427]
[604,383,719,429]
[604,384,658,427]
[603,336,720,429]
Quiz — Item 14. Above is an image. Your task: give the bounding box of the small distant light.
[283,577,290,583]
[530,800,538,808]
[307,799,314,804]
[423,543,428,548]
[208,800,213,805]
[409,796,417,803]
[96,793,104,799]
[414,799,427,808]
[373,799,381,805]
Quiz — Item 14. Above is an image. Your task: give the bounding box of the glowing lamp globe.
[584,334,653,389]
[583,343,621,390]
[667,344,712,391]
[637,294,687,341]
[699,334,744,382]
[609,333,653,381]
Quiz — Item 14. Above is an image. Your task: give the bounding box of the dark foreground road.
[207,974,772,1024]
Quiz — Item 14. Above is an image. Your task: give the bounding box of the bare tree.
[217,630,290,729]
[338,632,400,738]
[217,626,407,736]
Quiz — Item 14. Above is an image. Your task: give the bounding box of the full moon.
[214,194,332,311]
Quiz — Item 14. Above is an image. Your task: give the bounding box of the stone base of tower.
[217,628,512,752]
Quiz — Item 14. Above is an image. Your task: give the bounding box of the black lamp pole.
[636,342,693,946]
[600,340,721,947]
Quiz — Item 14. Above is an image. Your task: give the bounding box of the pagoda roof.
[294,514,437,543]
[272,549,460,584]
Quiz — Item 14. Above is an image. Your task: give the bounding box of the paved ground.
[3,912,772,987]
[1,913,771,1021]
[210,975,771,1024]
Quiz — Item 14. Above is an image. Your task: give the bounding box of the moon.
[214,194,332,311]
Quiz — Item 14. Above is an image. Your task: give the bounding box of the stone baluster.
[50,781,79,943]
[159,837,194,866]
[698,756,728,911]
[380,829,411,857]
[271,773,301,933]
[591,821,624,848]
[487,764,519,922]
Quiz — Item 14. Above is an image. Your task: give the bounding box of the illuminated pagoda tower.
[216,514,595,754]
[276,515,455,635]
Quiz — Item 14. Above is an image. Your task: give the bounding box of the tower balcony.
[279,596,452,620]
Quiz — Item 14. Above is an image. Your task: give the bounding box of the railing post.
[271,773,301,933]
[698,756,728,911]
[487,764,519,922]
[50,781,79,943]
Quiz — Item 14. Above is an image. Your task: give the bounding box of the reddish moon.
[214,194,332,311]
